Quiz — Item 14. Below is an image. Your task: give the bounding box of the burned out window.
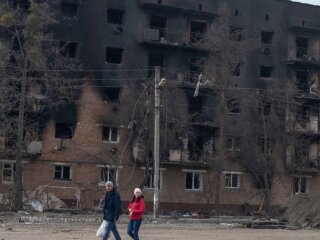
[59,42,77,58]
[106,47,123,64]
[103,88,121,102]
[189,58,204,82]
[100,167,116,185]
[144,169,161,189]
[190,20,207,43]
[232,63,241,76]
[261,31,274,45]
[148,52,165,77]
[265,14,269,21]
[258,137,272,155]
[227,98,241,114]
[296,107,309,122]
[229,26,243,41]
[259,102,271,116]
[2,163,15,184]
[226,136,241,151]
[256,175,272,189]
[225,172,240,188]
[188,95,203,114]
[107,9,124,24]
[296,70,309,92]
[55,123,74,139]
[185,171,202,190]
[294,177,307,194]
[150,15,167,40]
[234,9,239,16]
[102,127,119,143]
[61,2,78,17]
[54,165,71,180]
[296,37,308,58]
[260,66,273,78]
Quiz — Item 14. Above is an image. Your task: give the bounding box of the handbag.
[96,220,107,237]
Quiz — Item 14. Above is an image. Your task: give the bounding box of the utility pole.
[153,66,160,219]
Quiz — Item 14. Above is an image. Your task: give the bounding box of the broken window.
[294,177,307,194]
[259,102,271,116]
[190,20,207,43]
[260,66,272,78]
[5,131,17,149]
[59,42,77,58]
[296,37,308,59]
[2,163,15,183]
[258,137,272,155]
[296,107,309,122]
[225,172,240,188]
[100,167,116,184]
[226,136,241,151]
[148,52,165,77]
[256,175,272,189]
[55,123,74,139]
[107,9,124,24]
[234,9,239,16]
[261,31,274,45]
[185,171,202,190]
[189,58,204,82]
[227,98,241,114]
[295,141,309,160]
[188,95,203,114]
[102,127,119,143]
[232,63,241,76]
[150,15,167,41]
[61,2,78,17]
[105,47,123,64]
[296,70,309,92]
[144,169,161,189]
[229,26,243,41]
[54,165,71,180]
[102,87,121,102]
[265,14,269,21]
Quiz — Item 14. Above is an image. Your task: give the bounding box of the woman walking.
[127,188,145,240]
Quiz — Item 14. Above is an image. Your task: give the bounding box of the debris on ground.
[281,194,320,228]
[246,219,287,229]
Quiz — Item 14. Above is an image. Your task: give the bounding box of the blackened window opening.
[148,53,164,77]
[188,95,203,114]
[107,9,124,24]
[190,21,207,43]
[260,66,272,78]
[261,31,274,44]
[296,37,308,58]
[296,70,309,92]
[106,47,123,64]
[150,15,167,40]
[55,123,74,139]
[59,42,77,58]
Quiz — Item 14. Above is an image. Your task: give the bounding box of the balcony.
[289,17,320,34]
[162,149,209,166]
[288,157,320,175]
[139,27,208,52]
[287,47,320,68]
[138,0,218,18]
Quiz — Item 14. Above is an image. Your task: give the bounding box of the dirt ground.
[1,223,320,240]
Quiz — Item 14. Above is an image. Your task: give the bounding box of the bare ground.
[1,223,320,240]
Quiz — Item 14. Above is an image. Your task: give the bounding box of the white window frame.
[294,176,308,194]
[224,171,241,189]
[97,165,121,186]
[54,164,72,181]
[183,169,205,191]
[2,162,15,184]
[102,126,120,143]
[226,136,241,152]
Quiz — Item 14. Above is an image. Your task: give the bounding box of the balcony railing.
[140,27,207,50]
[287,47,320,67]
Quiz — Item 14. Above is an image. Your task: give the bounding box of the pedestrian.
[127,187,145,240]
[102,181,122,240]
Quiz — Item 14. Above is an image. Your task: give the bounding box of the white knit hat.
[134,188,142,194]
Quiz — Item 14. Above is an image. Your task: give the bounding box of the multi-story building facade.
[1,0,320,213]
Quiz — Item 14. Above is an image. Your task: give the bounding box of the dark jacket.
[103,189,121,221]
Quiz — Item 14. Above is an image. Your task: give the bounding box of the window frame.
[183,170,204,191]
[226,135,241,152]
[54,164,72,181]
[224,172,241,189]
[294,176,308,194]
[102,126,120,143]
[143,169,162,190]
[107,8,124,25]
[99,166,118,186]
[2,163,16,184]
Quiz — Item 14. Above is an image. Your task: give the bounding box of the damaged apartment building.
[1,0,320,213]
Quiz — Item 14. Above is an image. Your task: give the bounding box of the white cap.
[134,188,142,194]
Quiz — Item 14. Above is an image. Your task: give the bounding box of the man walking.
[102,181,122,240]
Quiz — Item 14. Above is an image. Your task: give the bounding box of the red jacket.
[128,197,145,220]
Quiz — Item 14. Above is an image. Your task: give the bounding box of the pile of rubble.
[281,194,320,228]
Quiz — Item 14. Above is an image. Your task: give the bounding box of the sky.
[291,0,320,5]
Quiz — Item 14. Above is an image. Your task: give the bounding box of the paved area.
[1,223,320,240]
